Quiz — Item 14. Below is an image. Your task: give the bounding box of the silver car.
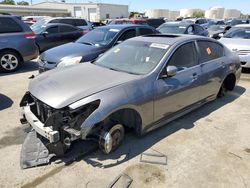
[20,34,241,165]
[219,27,250,68]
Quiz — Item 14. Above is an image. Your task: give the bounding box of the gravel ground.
[0,62,250,188]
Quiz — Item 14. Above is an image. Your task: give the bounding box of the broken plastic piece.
[20,130,55,169]
[107,173,133,188]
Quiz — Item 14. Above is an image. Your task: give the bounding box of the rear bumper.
[21,106,59,143]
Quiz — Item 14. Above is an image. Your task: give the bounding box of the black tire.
[218,82,226,98]
[99,124,125,154]
[0,50,22,73]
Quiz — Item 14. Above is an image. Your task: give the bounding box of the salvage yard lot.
[0,61,250,188]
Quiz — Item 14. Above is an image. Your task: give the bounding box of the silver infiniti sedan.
[20,34,241,167]
[219,27,250,68]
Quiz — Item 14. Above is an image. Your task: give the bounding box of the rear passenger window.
[0,18,22,33]
[59,19,75,26]
[49,19,60,24]
[197,41,224,63]
[139,28,154,35]
[168,42,197,69]
[75,19,87,26]
[46,26,59,34]
[118,29,136,41]
[59,26,77,32]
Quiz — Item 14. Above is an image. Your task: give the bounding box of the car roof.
[113,19,146,21]
[128,34,206,45]
[235,24,250,28]
[46,23,78,27]
[161,21,192,27]
[98,24,153,30]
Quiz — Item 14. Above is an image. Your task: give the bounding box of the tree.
[0,0,15,5]
[129,11,141,19]
[192,11,204,18]
[17,1,29,5]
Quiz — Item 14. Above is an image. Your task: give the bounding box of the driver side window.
[167,42,198,70]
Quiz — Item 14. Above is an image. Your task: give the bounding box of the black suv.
[0,15,39,72]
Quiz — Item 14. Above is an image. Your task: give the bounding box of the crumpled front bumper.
[21,106,59,143]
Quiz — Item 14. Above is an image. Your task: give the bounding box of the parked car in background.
[91,22,106,29]
[226,19,249,26]
[208,25,231,39]
[184,18,209,29]
[31,17,92,32]
[20,34,241,162]
[146,18,165,28]
[23,16,50,26]
[109,19,149,25]
[157,22,208,36]
[38,24,158,72]
[234,24,250,29]
[219,27,250,68]
[0,15,38,72]
[33,23,84,52]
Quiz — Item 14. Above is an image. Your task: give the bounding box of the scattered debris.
[20,130,55,169]
[244,148,250,153]
[228,152,242,159]
[107,173,133,188]
[205,118,213,122]
[21,130,98,169]
[140,149,167,165]
[28,75,35,79]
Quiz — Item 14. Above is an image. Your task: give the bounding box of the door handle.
[192,73,198,81]
[221,62,225,68]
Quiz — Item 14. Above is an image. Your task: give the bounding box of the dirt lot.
[0,62,250,188]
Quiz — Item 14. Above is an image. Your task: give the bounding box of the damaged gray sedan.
[20,34,241,167]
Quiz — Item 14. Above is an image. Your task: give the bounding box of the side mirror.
[166,66,178,77]
[115,40,123,45]
[42,31,48,36]
[218,33,224,38]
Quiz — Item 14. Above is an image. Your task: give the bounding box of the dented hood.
[29,63,139,109]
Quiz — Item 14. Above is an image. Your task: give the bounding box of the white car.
[219,27,250,68]
[234,24,250,28]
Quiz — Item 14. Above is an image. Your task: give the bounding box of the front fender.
[78,86,144,138]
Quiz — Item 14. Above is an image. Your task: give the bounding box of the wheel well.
[223,73,236,91]
[35,43,41,53]
[106,108,142,135]
[0,48,23,62]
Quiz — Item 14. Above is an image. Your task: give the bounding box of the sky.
[30,0,250,14]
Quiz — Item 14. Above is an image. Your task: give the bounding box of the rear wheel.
[0,50,22,72]
[99,124,125,154]
[218,82,226,97]
[218,74,236,97]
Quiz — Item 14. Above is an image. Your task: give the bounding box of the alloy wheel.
[0,54,19,71]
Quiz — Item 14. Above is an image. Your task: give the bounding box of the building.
[145,9,180,20]
[223,9,241,19]
[145,9,169,18]
[0,2,129,22]
[0,4,70,17]
[205,7,241,19]
[205,7,225,19]
[180,9,204,18]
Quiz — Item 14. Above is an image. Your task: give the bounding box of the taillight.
[24,32,35,39]
[82,29,90,35]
